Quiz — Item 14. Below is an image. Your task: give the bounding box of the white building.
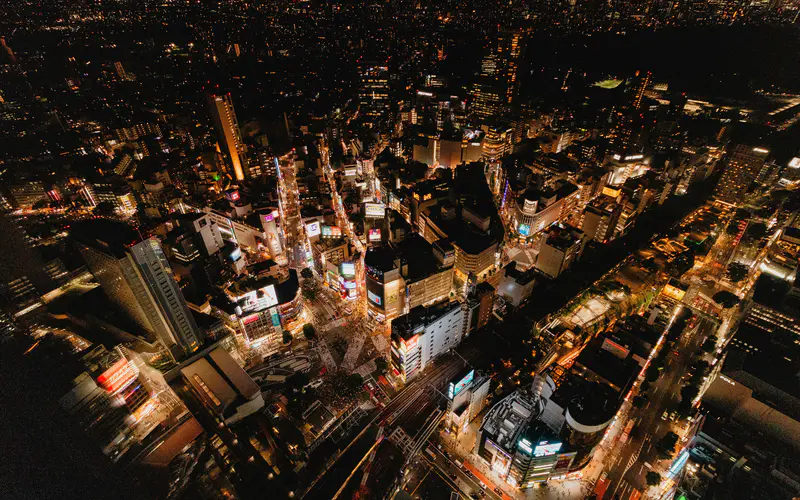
[390,301,464,383]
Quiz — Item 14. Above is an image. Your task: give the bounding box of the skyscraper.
[470,28,525,119]
[358,64,390,121]
[207,92,247,181]
[629,70,652,110]
[74,220,202,356]
[715,145,770,204]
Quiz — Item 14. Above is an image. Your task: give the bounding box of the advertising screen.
[340,262,356,276]
[322,226,343,238]
[97,358,136,394]
[364,203,386,218]
[368,228,382,241]
[448,369,475,399]
[518,223,531,237]
[240,284,279,312]
[367,290,382,306]
[344,166,358,176]
[533,441,562,457]
[306,221,321,237]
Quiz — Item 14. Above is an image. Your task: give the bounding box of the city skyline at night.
[2,2,800,500]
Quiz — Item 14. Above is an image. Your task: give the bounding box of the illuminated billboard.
[402,335,419,352]
[340,262,356,277]
[344,166,358,176]
[518,223,530,237]
[322,225,342,238]
[662,283,686,301]
[364,203,386,218]
[97,358,137,394]
[368,228,382,241]
[533,441,562,457]
[367,290,382,306]
[306,221,321,237]
[238,284,279,313]
[447,369,475,399]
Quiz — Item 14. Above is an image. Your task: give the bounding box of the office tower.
[358,64,390,121]
[629,70,652,110]
[470,80,502,121]
[498,28,524,104]
[0,212,53,310]
[74,220,202,356]
[470,28,525,120]
[715,145,770,204]
[207,92,247,181]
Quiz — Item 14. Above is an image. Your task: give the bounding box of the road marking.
[410,467,432,495]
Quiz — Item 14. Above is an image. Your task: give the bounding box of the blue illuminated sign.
[447,369,475,399]
[518,223,531,236]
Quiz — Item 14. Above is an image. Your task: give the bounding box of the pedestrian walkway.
[316,339,337,372]
[371,332,389,353]
[341,331,366,372]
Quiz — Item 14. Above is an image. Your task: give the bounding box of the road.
[602,315,713,499]
[277,156,308,268]
[303,349,478,499]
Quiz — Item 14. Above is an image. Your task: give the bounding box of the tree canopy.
[712,290,740,308]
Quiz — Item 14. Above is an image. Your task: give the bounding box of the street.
[601,315,713,499]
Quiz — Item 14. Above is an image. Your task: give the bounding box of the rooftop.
[480,390,537,454]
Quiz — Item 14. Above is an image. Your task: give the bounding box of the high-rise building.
[207,93,247,181]
[535,225,586,278]
[390,301,465,383]
[73,220,202,357]
[629,70,652,110]
[358,64,390,121]
[445,369,491,436]
[715,145,770,204]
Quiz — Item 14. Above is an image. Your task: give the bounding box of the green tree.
[645,364,661,382]
[375,357,388,375]
[303,288,316,301]
[712,291,740,308]
[286,372,310,392]
[302,323,317,341]
[656,431,679,459]
[93,201,116,217]
[345,373,364,393]
[725,222,741,236]
[727,262,748,283]
[744,222,767,242]
[646,471,662,487]
[301,267,314,280]
[282,331,293,345]
[701,336,718,353]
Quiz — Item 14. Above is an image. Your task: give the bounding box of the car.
[669,411,679,421]
[662,411,669,421]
